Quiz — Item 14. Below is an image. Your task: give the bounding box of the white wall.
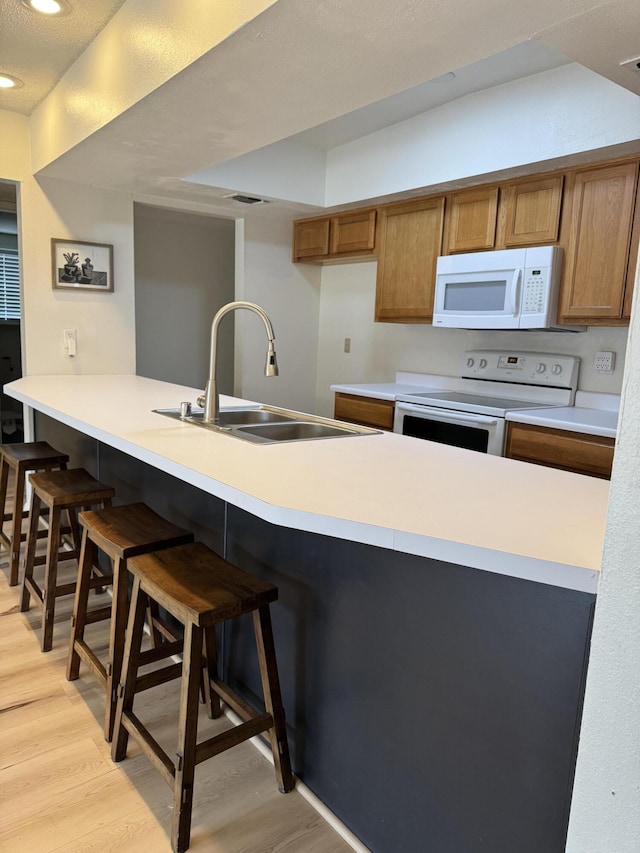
[325,65,640,205]
[134,204,235,390]
[315,262,629,416]
[185,140,328,207]
[236,215,321,413]
[0,110,30,182]
[19,176,136,375]
[565,260,640,852]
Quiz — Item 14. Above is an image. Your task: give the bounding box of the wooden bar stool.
[66,502,194,742]
[111,541,294,853]
[20,468,115,652]
[0,441,69,586]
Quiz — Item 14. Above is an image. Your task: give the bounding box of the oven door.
[393,402,505,455]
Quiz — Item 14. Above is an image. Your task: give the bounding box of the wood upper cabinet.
[375,196,445,322]
[330,209,376,254]
[500,175,563,247]
[293,217,330,260]
[444,187,499,253]
[558,162,639,323]
[293,210,377,262]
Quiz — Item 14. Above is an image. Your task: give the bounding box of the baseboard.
[223,706,371,853]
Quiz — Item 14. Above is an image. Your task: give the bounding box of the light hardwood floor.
[0,519,353,853]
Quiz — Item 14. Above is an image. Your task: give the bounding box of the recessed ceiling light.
[21,0,71,15]
[0,74,23,89]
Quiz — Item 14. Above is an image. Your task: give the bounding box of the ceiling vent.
[223,193,269,205]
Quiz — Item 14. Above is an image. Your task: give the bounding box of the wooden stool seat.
[0,441,69,586]
[20,468,115,652]
[66,502,194,741]
[112,541,293,853]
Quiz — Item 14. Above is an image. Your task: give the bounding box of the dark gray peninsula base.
[36,413,595,853]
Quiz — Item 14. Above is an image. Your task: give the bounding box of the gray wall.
[134,204,235,392]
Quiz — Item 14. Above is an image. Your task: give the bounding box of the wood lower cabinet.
[293,210,377,262]
[444,187,498,253]
[375,196,445,322]
[558,162,639,324]
[334,393,395,430]
[505,422,615,479]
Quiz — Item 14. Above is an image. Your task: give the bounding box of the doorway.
[0,182,23,443]
[133,203,235,394]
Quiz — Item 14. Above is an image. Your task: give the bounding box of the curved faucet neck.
[203,301,277,424]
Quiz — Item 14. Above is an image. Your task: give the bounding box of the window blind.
[0,251,20,321]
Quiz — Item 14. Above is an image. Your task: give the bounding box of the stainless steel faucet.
[201,301,279,424]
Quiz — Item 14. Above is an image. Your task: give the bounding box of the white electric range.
[393,350,580,455]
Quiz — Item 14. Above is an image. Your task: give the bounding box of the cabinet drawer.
[334,393,395,430]
[505,422,614,479]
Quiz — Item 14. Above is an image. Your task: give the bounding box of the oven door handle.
[396,403,499,425]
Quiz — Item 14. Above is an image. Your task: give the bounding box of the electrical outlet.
[594,351,615,372]
[344,337,351,353]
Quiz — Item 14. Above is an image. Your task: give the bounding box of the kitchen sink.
[153,405,379,443]
[234,421,358,442]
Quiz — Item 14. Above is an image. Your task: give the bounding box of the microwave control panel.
[522,266,550,314]
[461,350,580,389]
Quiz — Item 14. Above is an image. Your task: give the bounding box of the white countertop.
[506,407,618,438]
[332,378,620,438]
[6,374,609,594]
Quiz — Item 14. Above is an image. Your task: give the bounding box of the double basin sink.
[153,404,380,444]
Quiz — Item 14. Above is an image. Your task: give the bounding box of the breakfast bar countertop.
[6,374,609,594]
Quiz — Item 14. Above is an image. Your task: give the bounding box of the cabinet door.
[559,162,639,321]
[505,422,614,479]
[293,218,330,261]
[375,197,445,322]
[502,175,563,246]
[623,177,640,319]
[445,187,498,253]
[334,393,394,430]
[331,210,376,254]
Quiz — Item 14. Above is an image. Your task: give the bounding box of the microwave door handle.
[397,403,499,425]
[510,269,522,315]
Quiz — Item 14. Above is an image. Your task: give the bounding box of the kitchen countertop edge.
[7,374,606,595]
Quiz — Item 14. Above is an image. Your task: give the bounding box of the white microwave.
[433,246,578,331]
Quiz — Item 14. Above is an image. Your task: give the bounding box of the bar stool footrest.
[84,605,113,625]
[195,713,273,766]
[121,710,175,786]
[135,662,183,693]
[138,639,184,667]
[210,678,262,723]
[72,639,107,685]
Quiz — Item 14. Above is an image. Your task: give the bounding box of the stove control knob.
[479,358,487,369]
[536,362,546,374]
[466,357,475,368]
[551,364,563,376]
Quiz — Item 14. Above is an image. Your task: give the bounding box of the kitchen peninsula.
[6,374,608,853]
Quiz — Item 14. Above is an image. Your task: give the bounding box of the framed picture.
[51,238,113,292]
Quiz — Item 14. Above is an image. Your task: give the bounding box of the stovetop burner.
[399,390,552,417]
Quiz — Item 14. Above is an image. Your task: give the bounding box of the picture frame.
[51,238,114,292]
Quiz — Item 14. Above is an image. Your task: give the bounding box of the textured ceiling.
[2,0,639,218]
[0,0,128,114]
